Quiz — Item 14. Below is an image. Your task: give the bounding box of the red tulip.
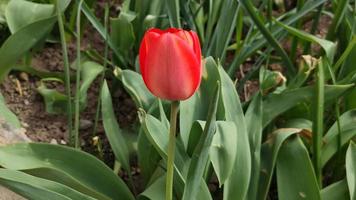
[139,28,202,101]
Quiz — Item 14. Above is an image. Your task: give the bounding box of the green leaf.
[276,136,321,200]
[37,83,69,114]
[0,0,9,24]
[101,80,131,173]
[246,94,263,200]
[116,69,155,110]
[0,169,95,200]
[22,167,111,200]
[275,20,337,62]
[164,0,181,28]
[0,17,56,81]
[257,128,302,200]
[346,142,356,199]
[0,143,134,200]
[80,61,104,108]
[322,110,356,166]
[206,0,238,60]
[263,84,354,127]
[5,0,54,33]
[0,93,20,128]
[210,121,237,186]
[228,0,328,76]
[139,110,187,198]
[321,179,350,200]
[110,11,136,58]
[219,64,251,200]
[180,57,220,149]
[182,81,220,200]
[139,174,212,200]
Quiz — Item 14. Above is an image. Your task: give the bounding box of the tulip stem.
[166,101,179,200]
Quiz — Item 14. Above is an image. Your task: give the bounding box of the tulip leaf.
[346,142,356,199]
[257,128,303,200]
[321,179,350,200]
[117,69,155,110]
[206,0,238,59]
[0,143,134,200]
[22,167,111,200]
[0,93,20,128]
[140,110,213,199]
[0,169,95,200]
[80,61,104,109]
[139,110,187,197]
[37,83,69,114]
[0,17,56,81]
[5,0,53,33]
[110,11,136,59]
[218,65,251,200]
[263,84,354,127]
[0,0,71,81]
[182,81,220,200]
[164,0,181,28]
[275,20,337,62]
[180,57,220,149]
[245,94,263,200]
[101,80,131,173]
[322,109,356,166]
[139,174,212,200]
[276,135,320,200]
[210,121,237,186]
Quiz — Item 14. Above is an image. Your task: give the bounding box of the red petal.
[143,32,201,100]
[139,29,161,78]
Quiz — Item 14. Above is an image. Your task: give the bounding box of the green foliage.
[0,0,355,199]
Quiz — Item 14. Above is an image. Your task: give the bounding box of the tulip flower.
[139,28,202,200]
[139,28,202,100]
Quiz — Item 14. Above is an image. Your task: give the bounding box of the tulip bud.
[139,28,202,100]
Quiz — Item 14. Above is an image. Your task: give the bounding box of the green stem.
[56,0,74,146]
[166,101,179,200]
[74,0,84,149]
[313,59,325,187]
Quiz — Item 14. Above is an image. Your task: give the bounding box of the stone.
[0,118,29,200]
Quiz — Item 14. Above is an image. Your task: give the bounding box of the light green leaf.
[5,0,54,33]
[275,20,337,62]
[0,17,56,81]
[101,80,131,173]
[180,57,220,149]
[263,84,354,127]
[322,110,356,166]
[257,128,302,200]
[80,61,104,108]
[346,142,356,199]
[116,69,155,110]
[0,93,20,128]
[246,94,263,200]
[321,179,350,200]
[0,143,134,200]
[276,136,320,200]
[182,81,220,200]
[0,169,95,200]
[210,121,237,186]
[110,11,136,58]
[219,64,251,200]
